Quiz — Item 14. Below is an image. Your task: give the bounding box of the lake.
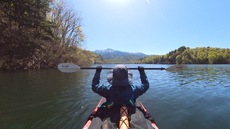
[0,64,230,129]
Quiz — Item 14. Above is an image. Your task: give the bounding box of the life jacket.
[106,86,135,108]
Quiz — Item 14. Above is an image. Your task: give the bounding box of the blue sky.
[67,0,230,55]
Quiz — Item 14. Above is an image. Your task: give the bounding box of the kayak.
[83,98,159,129]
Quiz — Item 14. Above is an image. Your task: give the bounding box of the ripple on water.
[1,65,230,129]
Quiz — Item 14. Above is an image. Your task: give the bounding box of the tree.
[223,49,230,63]
[140,46,230,64]
[176,55,182,64]
[0,0,103,71]
[0,0,54,70]
[49,0,84,46]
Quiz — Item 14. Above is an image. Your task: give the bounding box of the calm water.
[0,64,230,129]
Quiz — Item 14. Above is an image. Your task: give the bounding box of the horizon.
[67,0,230,55]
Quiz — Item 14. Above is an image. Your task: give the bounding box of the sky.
[66,0,230,55]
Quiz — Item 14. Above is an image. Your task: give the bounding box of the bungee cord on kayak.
[119,106,129,129]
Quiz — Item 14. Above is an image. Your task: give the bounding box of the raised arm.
[92,66,109,97]
[133,66,149,97]
[92,66,102,87]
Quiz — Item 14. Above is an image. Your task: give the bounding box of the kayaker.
[91,64,155,129]
[92,64,149,108]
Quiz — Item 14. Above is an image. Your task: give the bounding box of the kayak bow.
[83,98,104,129]
[83,98,159,129]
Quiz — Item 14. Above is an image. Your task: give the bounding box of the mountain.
[94,48,148,63]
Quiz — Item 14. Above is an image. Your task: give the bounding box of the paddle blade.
[165,65,187,72]
[58,63,80,73]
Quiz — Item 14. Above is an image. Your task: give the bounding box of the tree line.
[0,0,102,71]
[140,46,230,64]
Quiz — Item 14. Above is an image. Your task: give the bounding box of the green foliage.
[0,0,52,70]
[140,46,230,64]
[0,0,102,71]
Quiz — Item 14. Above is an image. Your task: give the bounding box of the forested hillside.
[0,0,102,71]
[140,46,230,64]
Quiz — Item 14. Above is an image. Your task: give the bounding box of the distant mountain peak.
[104,48,115,52]
[94,48,148,63]
[96,48,146,54]
[105,48,113,51]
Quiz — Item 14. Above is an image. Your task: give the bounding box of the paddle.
[57,63,187,73]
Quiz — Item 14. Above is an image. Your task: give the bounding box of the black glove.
[138,66,144,72]
[96,66,102,73]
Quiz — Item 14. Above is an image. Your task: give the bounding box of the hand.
[138,66,144,72]
[96,66,102,73]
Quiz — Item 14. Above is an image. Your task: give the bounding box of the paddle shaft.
[57,63,187,72]
[80,67,165,70]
